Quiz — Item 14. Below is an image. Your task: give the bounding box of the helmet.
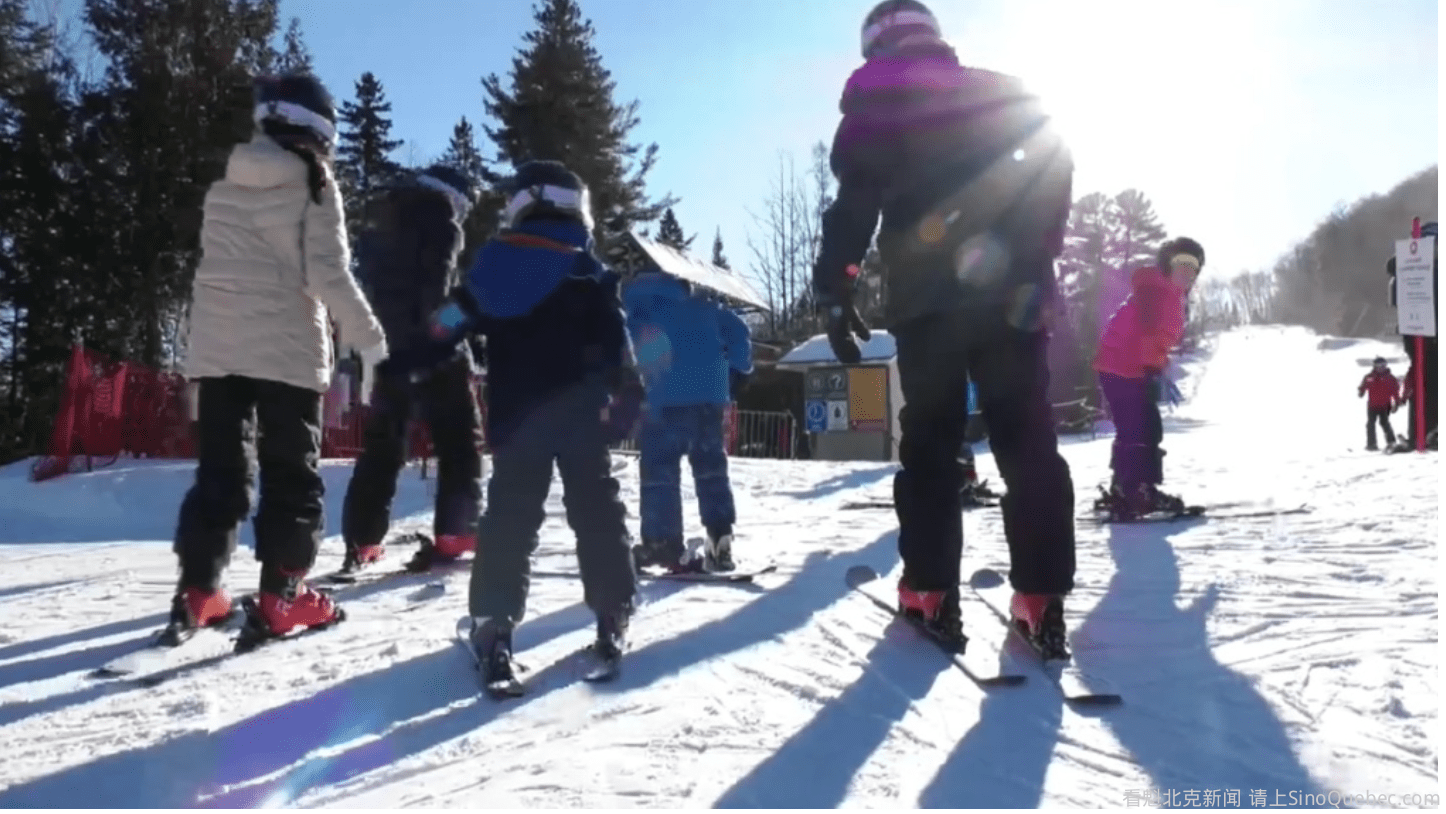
[499,160,593,231]
[253,72,337,148]
[1373,356,1387,366]
[416,164,478,219]
[861,0,941,59]
[1157,237,1205,272]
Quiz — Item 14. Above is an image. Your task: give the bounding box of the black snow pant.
[1366,406,1396,449]
[468,386,636,624]
[341,356,484,548]
[890,308,1076,596]
[174,375,324,593]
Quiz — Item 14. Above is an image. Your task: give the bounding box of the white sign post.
[1395,236,1437,337]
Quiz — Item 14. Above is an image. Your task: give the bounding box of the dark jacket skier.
[387,159,643,689]
[812,0,1077,657]
[340,165,486,573]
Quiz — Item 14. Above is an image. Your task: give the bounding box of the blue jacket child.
[395,160,642,683]
[623,270,754,573]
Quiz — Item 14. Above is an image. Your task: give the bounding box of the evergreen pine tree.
[711,227,730,269]
[82,0,280,364]
[335,71,403,240]
[654,207,693,251]
[274,16,313,73]
[480,0,675,245]
[440,115,502,264]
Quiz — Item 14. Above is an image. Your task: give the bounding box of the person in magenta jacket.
[1094,237,1204,518]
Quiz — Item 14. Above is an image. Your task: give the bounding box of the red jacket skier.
[1358,358,1398,450]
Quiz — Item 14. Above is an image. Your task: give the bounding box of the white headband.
[253,100,336,145]
[417,173,472,218]
[861,9,941,56]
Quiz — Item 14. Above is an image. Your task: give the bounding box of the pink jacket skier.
[1094,237,1203,519]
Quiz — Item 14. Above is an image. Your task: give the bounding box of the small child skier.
[624,271,754,574]
[393,160,644,689]
[168,73,388,646]
[340,164,486,573]
[1357,357,1399,451]
[1094,237,1204,518]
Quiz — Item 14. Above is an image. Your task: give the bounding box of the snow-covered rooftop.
[777,330,897,367]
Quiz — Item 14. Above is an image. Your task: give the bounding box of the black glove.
[825,302,871,365]
[729,369,750,397]
[603,368,646,443]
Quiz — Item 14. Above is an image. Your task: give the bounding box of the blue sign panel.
[805,399,828,432]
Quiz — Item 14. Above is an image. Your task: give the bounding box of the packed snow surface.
[0,326,1437,808]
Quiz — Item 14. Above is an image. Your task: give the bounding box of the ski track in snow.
[0,326,1437,808]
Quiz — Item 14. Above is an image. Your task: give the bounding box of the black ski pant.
[468,387,636,624]
[342,357,484,548]
[174,375,324,592]
[1366,406,1395,449]
[890,308,1076,596]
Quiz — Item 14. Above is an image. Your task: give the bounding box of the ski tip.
[979,674,1029,688]
[1068,693,1123,706]
[845,564,879,589]
[485,679,526,699]
[967,568,1006,590]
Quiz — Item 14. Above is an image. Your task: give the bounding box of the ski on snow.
[453,617,619,700]
[845,564,1026,689]
[1084,502,1311,525]
[320,532,459,585]
[530,561,777,585]
[89,598,345,687]
[965,568,1121,706]
[89,607,250,683]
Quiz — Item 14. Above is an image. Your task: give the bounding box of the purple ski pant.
[1099,372,1164,492]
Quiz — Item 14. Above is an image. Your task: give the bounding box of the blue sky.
[276,0,1437,280]
[52,0,1437,278]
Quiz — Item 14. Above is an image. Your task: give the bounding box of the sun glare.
[954,0,1271,186]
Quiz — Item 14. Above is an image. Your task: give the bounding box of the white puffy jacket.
[181,134,386,393]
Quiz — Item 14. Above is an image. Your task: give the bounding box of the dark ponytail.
[260,119,330,204]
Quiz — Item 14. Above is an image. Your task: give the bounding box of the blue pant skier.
[638,403,737,565]
[624,271,753,572]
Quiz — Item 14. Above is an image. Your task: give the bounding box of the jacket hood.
[224,134,309,189]
[625,271,690,304]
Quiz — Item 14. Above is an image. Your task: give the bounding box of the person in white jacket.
[165,73,388,650]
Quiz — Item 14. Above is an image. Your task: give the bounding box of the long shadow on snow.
[0,577,89,601]
[0,611,167,664]
[713,567,1064,808]
[0,597,612,808]
[712,618,953,808]
[0,571,466,729]
[915,635,1064,807]
[776,466,896,500]
[1072,520,1325,804]
[590,530,900,700]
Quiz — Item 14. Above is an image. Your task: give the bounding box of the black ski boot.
[471,617,523,697]
[586,602,633,682]
[704,528,735,572]
[632,537,702,574]
[1142,485,1186,515]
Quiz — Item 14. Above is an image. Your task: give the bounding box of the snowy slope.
[0,325,1437,808]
